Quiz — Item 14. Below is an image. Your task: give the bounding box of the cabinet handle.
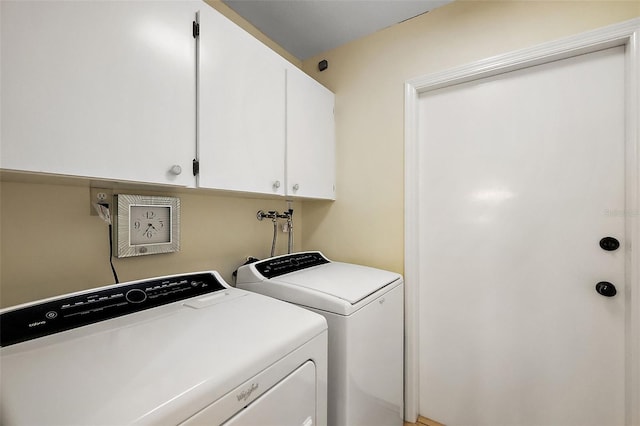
[169,165,183,175]
[292,184,300,191]
[273,180,281,189]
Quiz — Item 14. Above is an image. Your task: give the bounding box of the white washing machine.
[0,271,328,426]
[236,252,404,426]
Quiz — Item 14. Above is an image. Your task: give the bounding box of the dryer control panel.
[0,272,225,347]
[255,252,330,278]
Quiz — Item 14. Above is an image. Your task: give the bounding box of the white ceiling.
[222,0,453,60]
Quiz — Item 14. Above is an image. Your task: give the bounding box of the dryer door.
[223,361,316,426]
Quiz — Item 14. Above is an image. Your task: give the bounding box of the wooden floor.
[404,415,445,426]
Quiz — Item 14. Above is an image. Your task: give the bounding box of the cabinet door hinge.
[193,21,200,39]
[193,159,200,176]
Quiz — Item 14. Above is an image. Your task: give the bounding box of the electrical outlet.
[89,187,113,216]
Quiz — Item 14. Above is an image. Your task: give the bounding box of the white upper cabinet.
[1,1,335,198]
[197,5,286,195]
[1,1,197,186]
[286,66,336,200]
[197,5,335,199]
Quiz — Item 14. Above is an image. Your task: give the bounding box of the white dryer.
[0,271,327,426]
[236,252,404,426]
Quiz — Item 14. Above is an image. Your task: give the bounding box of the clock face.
[115,195,180,258]
[129,205,171,245]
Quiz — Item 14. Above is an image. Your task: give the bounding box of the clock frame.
[114,194,180,258]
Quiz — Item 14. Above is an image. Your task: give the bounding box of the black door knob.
[595,281,617,297]
[599,237,620,251]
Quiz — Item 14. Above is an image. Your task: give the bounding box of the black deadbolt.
[595,281,617,297]
[599,237,620,251]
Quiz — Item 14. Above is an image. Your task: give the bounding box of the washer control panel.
[0,273,225,347]
[255,252,330,278]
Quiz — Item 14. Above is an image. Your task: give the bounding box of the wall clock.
[114,194,180,258]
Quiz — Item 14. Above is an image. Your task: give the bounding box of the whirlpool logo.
[236,383,259,402]
[28,320,46,328]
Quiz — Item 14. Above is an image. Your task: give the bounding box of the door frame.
[404,18,640,424]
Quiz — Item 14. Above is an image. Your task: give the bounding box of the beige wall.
[0,177,303,307]
[300,0,640,274]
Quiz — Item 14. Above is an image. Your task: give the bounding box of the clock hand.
[142,224,155,236]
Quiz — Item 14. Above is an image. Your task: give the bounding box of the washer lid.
[0,276,327,426]
[274,262,401,305]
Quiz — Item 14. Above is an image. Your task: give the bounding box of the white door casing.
[404,19,640,425]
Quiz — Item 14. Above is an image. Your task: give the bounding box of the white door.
[417,46,626,425]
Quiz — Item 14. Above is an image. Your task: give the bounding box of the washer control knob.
[126,289,147,303]
[273,180,281,190]
[169,165,183,175]
[292,184,300,191]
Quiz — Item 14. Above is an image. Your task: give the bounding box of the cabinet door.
[1,1,196,186]
[198,6,286,195]
[286,66,336,200]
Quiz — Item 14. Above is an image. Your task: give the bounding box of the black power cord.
[94,201,120,284]
[108,224,119,284]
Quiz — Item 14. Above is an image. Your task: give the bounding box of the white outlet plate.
[89,187,113,216]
